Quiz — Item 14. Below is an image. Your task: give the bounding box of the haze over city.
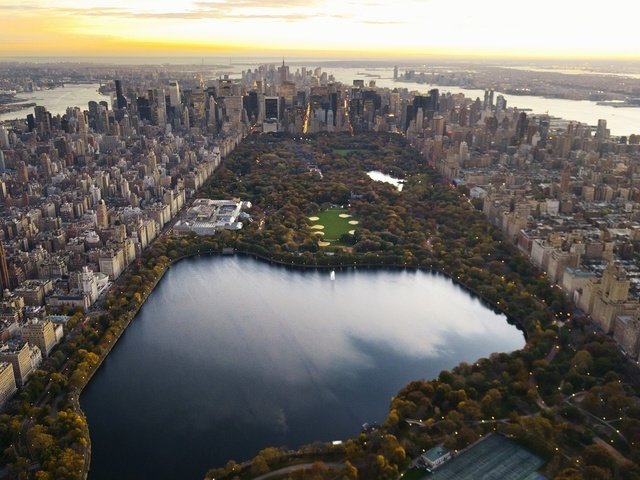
[2,0,640,60]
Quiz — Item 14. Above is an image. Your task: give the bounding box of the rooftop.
[422,444,449,463]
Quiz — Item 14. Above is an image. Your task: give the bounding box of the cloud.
[195,0,320,7]
[361,19,403,25]
[3,0,336,22]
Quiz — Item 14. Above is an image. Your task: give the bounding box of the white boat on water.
[330,270,335,280]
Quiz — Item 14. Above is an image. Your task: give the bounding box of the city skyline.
[2,0,640,61]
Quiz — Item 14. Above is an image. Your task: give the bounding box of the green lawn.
[308,208,357,244]
[332,149,360,156]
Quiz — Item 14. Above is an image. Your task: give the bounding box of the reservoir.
[81,255,524,480]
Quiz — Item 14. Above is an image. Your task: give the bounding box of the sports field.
[407,434,545,480]
[308,208,357,245]
[332,149,359,156]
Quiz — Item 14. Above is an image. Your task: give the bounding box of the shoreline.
[75,246,534,479]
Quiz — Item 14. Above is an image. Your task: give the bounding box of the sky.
[2,0,640,60]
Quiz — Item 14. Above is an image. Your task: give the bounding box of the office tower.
[516,112,528,141]
[404,104,414,131]
[495,95,507,115]
[26,113,35,131]
[207,96,218,129]
[96,104,110,133]
[428,88,439,113]
[169,81,181,107]
[34,106,51,137]
[393,66,398,80]
[190,87,207,125]
[87,101,99,130]
[148,89,167,127]
[264,97,279,120]
[244,91,259,122]
[278,59,289,84]
[157,91,168,127]
[483,89,494,110]
[137,96,152,122]
[596,119,608,141]
[115,80,127,109]
[538,115,550,146]
[412,95,428,120]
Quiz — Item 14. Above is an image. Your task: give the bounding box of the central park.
[2,132,640,480]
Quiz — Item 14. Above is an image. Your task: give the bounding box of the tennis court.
[424,434,545,480]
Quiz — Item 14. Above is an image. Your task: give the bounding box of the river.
[0,84,110,122]
[80,255,524,480]
[324,66,640,137]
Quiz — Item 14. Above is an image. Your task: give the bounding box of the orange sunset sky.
[1,0,639,60]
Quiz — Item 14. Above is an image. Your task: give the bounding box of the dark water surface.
[81,255,524,479]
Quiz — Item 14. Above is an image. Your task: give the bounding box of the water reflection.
[367,170,405,191]
[82,256,523,480]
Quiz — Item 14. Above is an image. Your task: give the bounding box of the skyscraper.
[428,89,439,113]
[596,119,608,141]
[278,59,289,84]
[264,97,279,120]
[34,106,51,137]
[483,89,494,110]
[115,80,128,110]
[169,81,181,108]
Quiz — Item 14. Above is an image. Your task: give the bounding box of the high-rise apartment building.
[22,318,57,357]
[0,341,41,386]
[0,362,17,408]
